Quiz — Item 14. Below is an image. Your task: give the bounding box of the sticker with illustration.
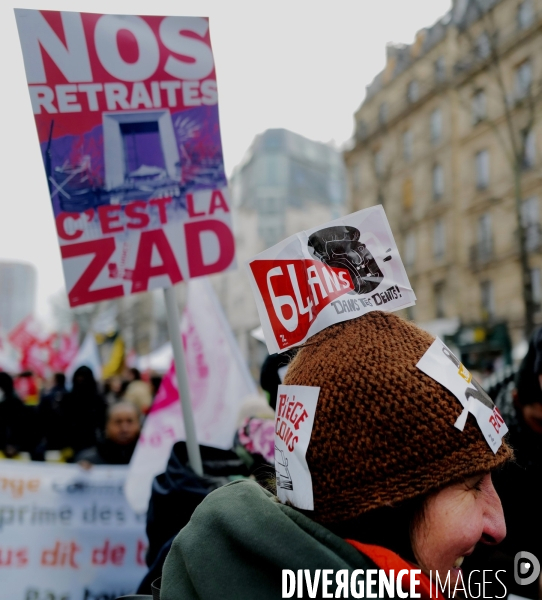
[274,385,320,510]
[247,205,416,354]
[416,338,508,453]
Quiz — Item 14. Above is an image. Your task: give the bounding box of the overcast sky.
[0,0,451,322]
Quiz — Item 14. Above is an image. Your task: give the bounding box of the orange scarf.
[346,539,441,599]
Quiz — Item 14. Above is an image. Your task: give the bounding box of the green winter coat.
[160,479,385,600]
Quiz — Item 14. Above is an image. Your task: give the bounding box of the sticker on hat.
[247,205,416,355]
[416,338,508,454]
[275,385,320,510]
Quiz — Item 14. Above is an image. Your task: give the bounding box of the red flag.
[8,316,42,352]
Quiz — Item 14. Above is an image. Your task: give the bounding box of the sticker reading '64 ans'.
[247,205,416,355]
[416,338,508,454]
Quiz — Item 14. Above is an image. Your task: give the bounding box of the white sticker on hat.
[416,338,508,454]
[275,385,320,510]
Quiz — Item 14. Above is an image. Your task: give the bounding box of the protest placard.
[15,10,235,308]
[0,461,146,599]
[247,205,416,354]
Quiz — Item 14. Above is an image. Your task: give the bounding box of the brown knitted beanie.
[283,310,513,524]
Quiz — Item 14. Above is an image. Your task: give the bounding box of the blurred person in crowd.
[14,370,39,405]
[0,372,27,458]
[466,327,542,599]
[137,394,274,594]
[233,393,275,470]
[124,367,152,414]
[103,374,124,406]
[515,325,542,410]
[160,312,511,600]
[59,365,107,456]
[37,372,67,451]
[76,401,140,466]
[259,349,296,410]
[9,371,42,459]
[138,444,254,595]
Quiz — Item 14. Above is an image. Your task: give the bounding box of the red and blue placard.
[15,10,235,306]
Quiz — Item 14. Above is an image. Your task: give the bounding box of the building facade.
[345,0,542,367]
[213,128,347,376]
[0,261,37,333]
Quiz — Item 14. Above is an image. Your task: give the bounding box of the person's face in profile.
[412,473,505,587]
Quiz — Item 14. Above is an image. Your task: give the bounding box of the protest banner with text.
[15,10,235,307]
[0,461,146,600]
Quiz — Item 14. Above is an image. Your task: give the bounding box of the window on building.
[378,102,388,126]
[518,0,534,30]
[480,280,495,319]
[434,218,446,260]
[434,282,446,318]
[402,178,414,210]
[434,56,446,82]
[404,231,416,267]
[407,80,419,103]
[259,197,281,215]
[522,196,540,250]
[264,155,280,185]
[476,32,491,59]
[477,212,493,260]
[430,108,443,145]
[403,130,413,162]
[532,268,541,308]
[522,128,536,169]
[432,163,444,200]
[472,89,487,124]
[475,150,490,189]
[515,59,533,99]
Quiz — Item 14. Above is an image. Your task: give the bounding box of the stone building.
[213,128,346,376]
[345,0,542,367]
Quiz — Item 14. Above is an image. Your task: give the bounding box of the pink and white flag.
[125,277,257,513]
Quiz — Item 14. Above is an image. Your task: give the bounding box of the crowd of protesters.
[4,318,542,599]
[0,348,280,596]
[0,365,160,465]
[463,327,542,599]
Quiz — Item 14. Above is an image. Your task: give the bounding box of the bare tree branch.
[457,0,540,337]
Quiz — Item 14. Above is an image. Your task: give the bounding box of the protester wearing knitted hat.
[286,310,511,523]
[160,311,513,600]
